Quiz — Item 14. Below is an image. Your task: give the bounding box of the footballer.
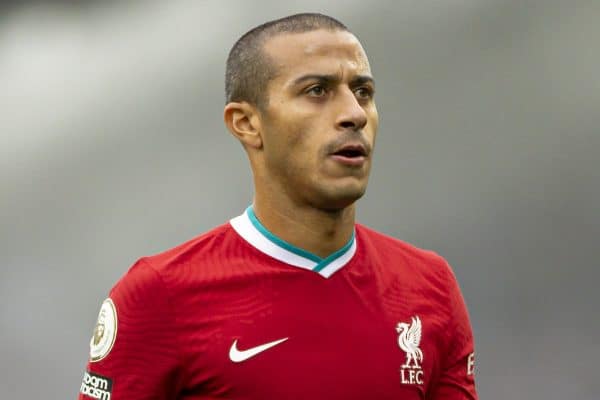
[78,13,477,399]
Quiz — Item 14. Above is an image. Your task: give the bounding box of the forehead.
[263,29,372,81]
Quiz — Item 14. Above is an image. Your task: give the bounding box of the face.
[258,29,379,211]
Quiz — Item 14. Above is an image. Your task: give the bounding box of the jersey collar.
[229,206,357,278]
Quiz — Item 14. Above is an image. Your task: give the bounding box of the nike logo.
[229,337,289,363]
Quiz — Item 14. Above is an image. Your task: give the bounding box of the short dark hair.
[225,13,348,108]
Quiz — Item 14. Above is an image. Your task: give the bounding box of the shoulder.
[355,224,456,283]
[111,222,237,295]
[143,223,233,272]
[356,224,450,269]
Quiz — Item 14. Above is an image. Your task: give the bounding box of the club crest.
[396,315,424,385]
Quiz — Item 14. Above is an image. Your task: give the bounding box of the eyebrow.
[292,74,375,87]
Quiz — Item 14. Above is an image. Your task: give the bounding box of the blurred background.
[1,0,598,398]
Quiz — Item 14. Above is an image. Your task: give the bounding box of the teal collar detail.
[229,206,357,278]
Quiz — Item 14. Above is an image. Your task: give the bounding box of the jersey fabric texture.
[79,207,477,399]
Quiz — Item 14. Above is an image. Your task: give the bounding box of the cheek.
[261,118,307,174]
[368,106,379,136]
[261,103,325,173]
[267,113,316,154]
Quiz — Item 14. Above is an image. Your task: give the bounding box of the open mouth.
[332,145,367,158]
[334,149,365,158]
[330,144,368,166]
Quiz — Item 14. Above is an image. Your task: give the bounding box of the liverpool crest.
[396,316,424,385]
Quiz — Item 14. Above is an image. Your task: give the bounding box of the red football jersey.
[79,207,477,399]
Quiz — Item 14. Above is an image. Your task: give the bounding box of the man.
[79,13,478,399]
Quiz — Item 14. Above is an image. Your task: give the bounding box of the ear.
[223,102,263,149]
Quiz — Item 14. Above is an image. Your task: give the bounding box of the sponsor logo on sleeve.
[80,371,113,400]
[89,298,117,362]
[467,351,475,375]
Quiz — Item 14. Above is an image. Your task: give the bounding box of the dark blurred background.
[1,1,598,398]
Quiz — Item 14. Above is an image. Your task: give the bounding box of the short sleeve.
[429,263,478,399]
[78,259,184,400]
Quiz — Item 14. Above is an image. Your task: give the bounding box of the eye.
[306,85,327,97]
[354,86,374,100]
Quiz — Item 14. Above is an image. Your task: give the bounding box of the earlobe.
[224,102,263,149]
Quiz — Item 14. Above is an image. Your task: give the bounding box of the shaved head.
[225,13,349,109]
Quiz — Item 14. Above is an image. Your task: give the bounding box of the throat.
[301,228,349,259]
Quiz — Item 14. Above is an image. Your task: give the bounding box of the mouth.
[329,144,368,166]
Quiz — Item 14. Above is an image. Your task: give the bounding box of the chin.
[313,184,367,211]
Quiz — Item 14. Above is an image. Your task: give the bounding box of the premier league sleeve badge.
[89,298,118,362]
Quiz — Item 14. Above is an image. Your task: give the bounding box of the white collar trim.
[229,207,356,278]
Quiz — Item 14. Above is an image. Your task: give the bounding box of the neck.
[252,194,356,259]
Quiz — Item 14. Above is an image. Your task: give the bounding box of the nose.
[335,88,368,131]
